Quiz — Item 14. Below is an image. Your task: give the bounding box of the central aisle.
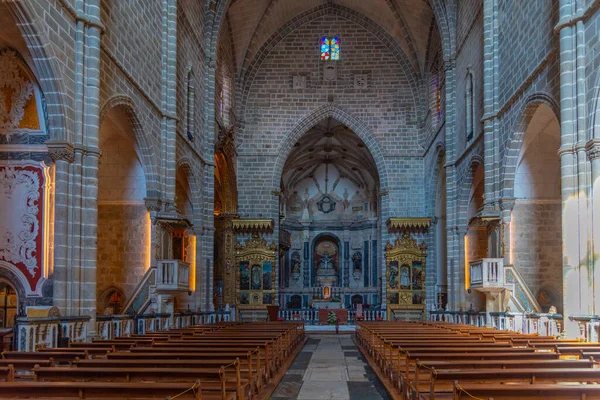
[271,334,389,400]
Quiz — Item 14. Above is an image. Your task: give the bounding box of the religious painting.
[388,261,399,289]
[412,268,423,290]
[262,261,273,290]
[399,265,411,289]
[239,262,250,290]
[239,292,249,305]
[387,292,398,305]
[412,292,423,305]
[262,293,273,305]
[251,264,262,290]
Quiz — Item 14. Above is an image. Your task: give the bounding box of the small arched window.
[320,36,341,61]
[186,70,195,142]
[465,71,474,141]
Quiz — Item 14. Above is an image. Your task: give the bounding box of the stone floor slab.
[297,381,350,399]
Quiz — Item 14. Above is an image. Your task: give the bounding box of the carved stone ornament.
[587,144,600,162]
[354,74,368,89]
[46,142,75,164]
[292,75,306,89]
[0,49,36,138]
[323,63,337,81]
[317,195,336,214]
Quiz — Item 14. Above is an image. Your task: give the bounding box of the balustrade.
[156,260,190,292]
[469,258,504,289]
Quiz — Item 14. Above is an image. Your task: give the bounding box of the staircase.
[122,260,191,316]
[122,267,157,315]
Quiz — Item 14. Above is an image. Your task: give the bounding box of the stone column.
[444,59,461,310]
[482,0,500,207]
[161,0,178,206]
[586,142,600,317]
[47,143,75,315]
[556,0,593,337]
[215,213,238,306]
[81,0,102,335]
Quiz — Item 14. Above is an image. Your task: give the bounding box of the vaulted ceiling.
[225,0,435,77]
[282,118,379,191]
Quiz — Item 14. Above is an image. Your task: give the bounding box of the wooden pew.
[2,351,88,363]
[0,365,14,382]
[75,348,264,394]
[417,368,600,400]
[453,382,600,399]
[34,358,247,400]
[0,380,233,399]
[0,358,54,370]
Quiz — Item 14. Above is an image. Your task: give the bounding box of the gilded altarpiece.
[385,233,427,320]
[235,233,276,312]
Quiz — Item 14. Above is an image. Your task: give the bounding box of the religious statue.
[291,252,301,281]
[352,252,362,272]
[318,252,335,270]
[251,265,262,290]
[400,265,410,289]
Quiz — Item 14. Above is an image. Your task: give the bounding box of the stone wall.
[237,13,422,219]
[511,201,562,312]
[97,204,149,303]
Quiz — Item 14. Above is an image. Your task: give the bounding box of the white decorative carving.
[0,50,35,138]
[0,165,40,277]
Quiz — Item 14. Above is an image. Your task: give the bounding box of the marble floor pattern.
[271,335,390,400]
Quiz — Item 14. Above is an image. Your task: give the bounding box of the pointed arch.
[500,93,560,199]
[272,104,388,192]
[6,1,71,142]
[99,96,160,199]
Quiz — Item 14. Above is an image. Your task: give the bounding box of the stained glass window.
[320,36,341,61]
[320,37,330,60]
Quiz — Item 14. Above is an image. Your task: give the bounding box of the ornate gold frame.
[235,233,277,311]
[385,233,428,320]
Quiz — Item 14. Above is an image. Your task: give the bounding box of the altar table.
[317,309,348,325]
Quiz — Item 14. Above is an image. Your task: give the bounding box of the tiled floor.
[270,335,390,400]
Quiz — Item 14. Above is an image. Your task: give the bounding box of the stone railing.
[469,258,504,289]
[429,310,486,326]
[429,310,564,337]
[278,308,318,324]
[568,315,599,342]
[95,309,235,339]
[277,308,385,324]
[156,260,190,292]
[15,315,90,351]
[347,308,386,323]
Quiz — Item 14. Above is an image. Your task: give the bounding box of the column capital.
[46,141,75,163]
[499,198,516,212]
[144,197,162,212]
[585,139,600,161]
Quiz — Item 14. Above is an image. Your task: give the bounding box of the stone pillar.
[215,213,238,306]
[586,142,600,317]
[444,60,461,310]
[47,143,75,315]
[160,0,178,205]
[556,0,593,337]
